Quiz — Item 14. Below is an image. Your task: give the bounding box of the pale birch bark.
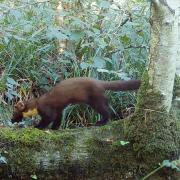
[172,9,180,117]
[175,12,180,79]
[126,1,180,172]
[148,0,179,112]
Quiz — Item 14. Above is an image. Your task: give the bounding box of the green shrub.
[0,0,150,126]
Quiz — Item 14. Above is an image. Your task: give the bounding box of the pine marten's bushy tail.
[102,80,141,91]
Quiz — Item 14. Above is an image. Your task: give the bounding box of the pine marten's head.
[11,101,26,123]
[11,101,38,123]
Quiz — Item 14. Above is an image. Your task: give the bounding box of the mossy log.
[0,120,140,179]
[0,119,179,180]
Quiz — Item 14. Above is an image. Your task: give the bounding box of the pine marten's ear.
[14,101,26,111]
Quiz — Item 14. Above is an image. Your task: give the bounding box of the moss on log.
[0,118,179,179]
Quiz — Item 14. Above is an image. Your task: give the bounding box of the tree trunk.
[126,0,180,167]
[148,1,178,111]
[172,8,180,118]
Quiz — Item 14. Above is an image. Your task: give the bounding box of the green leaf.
[98,38,107,49]
[10,90,20,97]
[104,57,112,64]
[6,83,13,89]
[46,27,67,40]
[0,43,5,50]
[162,160,180,171]
[112,140,130,147]
[162,160,171,167]
[10,9,22,19]
[23,24,33,33]
[31,28,44,38]
[6,77,19,86]
[31,174,37,180]
[71,18,84,28]
[171,164,177,169]
[5,92,13,100]
[97,69,109,73]
[120,35,131,45]
[99,1,111,9]
[120,141,130,146]
[80,62,91,69]
[92,28,100,34]
[37,45,53,53]
[0,156,7,164]
[93,57,106,68]
[69,30,85,41]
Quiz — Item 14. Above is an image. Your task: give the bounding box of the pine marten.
[11,77,141,130]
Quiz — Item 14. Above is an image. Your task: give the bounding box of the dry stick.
[141,164,164,180]
[127,106,173,116]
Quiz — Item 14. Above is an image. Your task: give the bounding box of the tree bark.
[147,0,179,111]
[172,8,180,118]
[126,0,180,167]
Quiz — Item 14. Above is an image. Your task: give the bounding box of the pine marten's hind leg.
[89,95,110,126]
[51,112,62,130]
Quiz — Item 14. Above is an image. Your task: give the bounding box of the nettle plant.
[0,0,150,126]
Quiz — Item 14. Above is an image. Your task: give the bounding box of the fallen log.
[0,120,178,179]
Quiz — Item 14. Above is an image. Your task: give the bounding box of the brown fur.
[11,77,141,129]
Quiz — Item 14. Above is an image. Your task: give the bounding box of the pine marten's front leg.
[35,106,60,129]
[51,112,62,130]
